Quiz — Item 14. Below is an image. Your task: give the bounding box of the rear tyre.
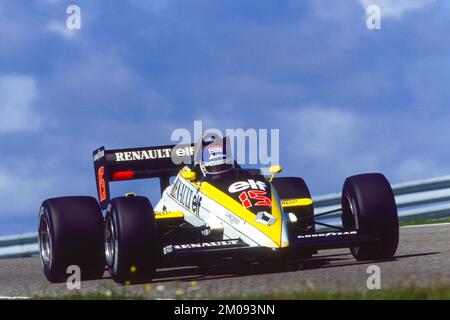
[271,177,316,259]
[38,196,105,283]
[341,173,399,261]
[105,196,158,284]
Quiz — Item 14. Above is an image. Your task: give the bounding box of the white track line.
[0,296,32,300]
[402,222,450,228]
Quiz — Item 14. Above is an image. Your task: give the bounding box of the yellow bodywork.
[170,166,288,248]
[154,211,184,219]
[196,182,284,248]
[281,198,313,207]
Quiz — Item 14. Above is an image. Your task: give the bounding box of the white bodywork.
[154,173,289,248]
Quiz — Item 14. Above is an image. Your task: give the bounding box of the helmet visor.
[204,163,233,174]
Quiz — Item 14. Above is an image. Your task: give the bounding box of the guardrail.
[1,175,450,259]
[0,233,38,259]
[315,175,450,221]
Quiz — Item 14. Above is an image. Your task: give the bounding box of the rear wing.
[93,143,194,209]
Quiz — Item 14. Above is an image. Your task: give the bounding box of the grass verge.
[35,284,450,300]
[223,285,450,300]
[399,216,450,226]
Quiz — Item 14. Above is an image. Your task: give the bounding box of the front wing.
[158,231,379,265]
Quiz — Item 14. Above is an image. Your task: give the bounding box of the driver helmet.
[200,140,234,178]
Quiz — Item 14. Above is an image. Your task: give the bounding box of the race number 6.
[97,166,107,201]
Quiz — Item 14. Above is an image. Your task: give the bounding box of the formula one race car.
[38,136,399,283]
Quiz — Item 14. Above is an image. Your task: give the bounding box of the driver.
[199,140,235,179]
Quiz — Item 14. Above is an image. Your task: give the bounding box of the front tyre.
[38,196,105,283]
[271,177,315,233]
[271,177,316,259]
[341,173,399,261]
[105,196,158,284]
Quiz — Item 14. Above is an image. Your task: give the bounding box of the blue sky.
[1,0,449,235]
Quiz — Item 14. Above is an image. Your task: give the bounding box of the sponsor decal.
[97,166,107,201]
[174,146,195,158]
[163,246,173,255]
[228,179,272,208]
[225,212,241,226]
[297,230,358,239]
[207,145,225,160]
[114,146,194,162]
[170,178,194,209]
[228,179,267,193]
[192,194,202,215]
[154,211,184,219]
[93,149,105,162]
[281,198,313,207]
[170,178,202,214]
[163,240,240,252]
[238,190,272,208]
[155,211,170,216]
[204,159,227,167]
[254,211,277,226]
[115,148,171,161]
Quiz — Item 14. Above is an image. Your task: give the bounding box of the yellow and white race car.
[38,137,399,284]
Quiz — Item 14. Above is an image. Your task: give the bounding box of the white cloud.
[0,74,41,134]
[46,20,76,40]
[278,106,386,193]
[359,0,434,18]
[279,106,450,192]
[285,106,363,160]
[0,169,51,216]
[393,158,442,182]
[0,159,90,217]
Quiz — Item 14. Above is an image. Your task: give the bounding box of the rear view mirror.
[181,170,197,181]
[269,165,282,174]
[269,165,282,182]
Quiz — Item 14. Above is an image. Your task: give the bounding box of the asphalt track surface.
[0,223,449,298]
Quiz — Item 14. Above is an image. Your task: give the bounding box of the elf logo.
[228,179,267,193]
